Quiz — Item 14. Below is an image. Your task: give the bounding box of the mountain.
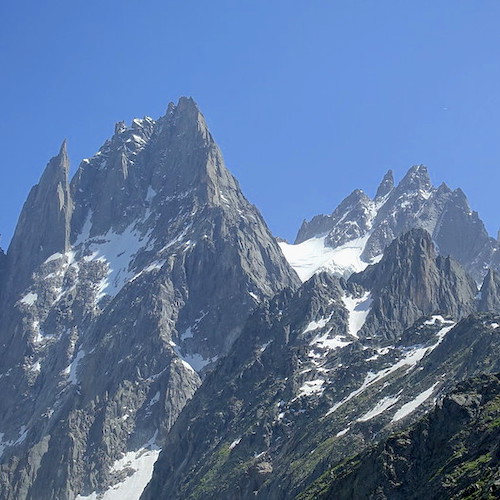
[142,230,500,499]
[282,165,498,283]
[2,97,500,500]
[0,97,299,500]
[299,372,500,500]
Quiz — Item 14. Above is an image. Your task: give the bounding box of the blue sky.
[1,1,500,246]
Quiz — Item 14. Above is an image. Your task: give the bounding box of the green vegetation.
[191,444,231,498]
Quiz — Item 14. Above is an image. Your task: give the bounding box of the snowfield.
[279,234,373,282]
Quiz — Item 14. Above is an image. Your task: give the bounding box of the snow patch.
[80,224,151,297]
[335,427,350,437]
[303,316,330,334]
[14,426,28,445]
[310,332,351,351]
[64,349,85,385]
[259,340,273,352]
[172,343,215,373]
[30,361,41,373]
[342,292,372,337]
[181,327,194,340]
[325,326,453,418]
[391,383,439,422]
[76,435,160,500]
[358,395,400,422]
[44,252,63,264]
[129,260,165,284]
[147,391,160,408]
[424,315,447,325]
[179,359,196,373]
[229,438,242,450]
[297,379,325,398]
[20,292,37,306]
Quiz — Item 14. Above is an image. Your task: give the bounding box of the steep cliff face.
[299,373,500,500]
[0,248,6,288]
[0,97,299,500]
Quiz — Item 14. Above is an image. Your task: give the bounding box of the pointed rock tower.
[375,169,394,199]
[478,268,500,313]
[4,141,71,298]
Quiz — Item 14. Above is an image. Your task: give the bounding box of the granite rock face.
[375,169,394,199]
[0,97,299,500]
[0,248,6,285]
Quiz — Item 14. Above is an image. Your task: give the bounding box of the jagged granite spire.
[324,189,373,247]
[4,141,72,297]
[375,169,394,199]
[478,268,500,313]
[294,215,332,244]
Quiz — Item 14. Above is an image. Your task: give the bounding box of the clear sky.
[1,1,500,247]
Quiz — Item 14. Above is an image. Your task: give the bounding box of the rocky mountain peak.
[114,121,127,135]
[69,96,242,239]
[351,228,477,339]
[161,96,210,144]
[0,97,301,500]
[396,164,432,194]
[436,181,451,194]
[353,228,436,293]
[375,169,394,199]
[3,97,499,500]
[3,140,72,298]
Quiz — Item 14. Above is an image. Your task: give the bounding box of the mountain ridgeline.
[0,97,499,499]
[294,166,499,283]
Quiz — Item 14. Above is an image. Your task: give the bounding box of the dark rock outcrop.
[299,373,500,500]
